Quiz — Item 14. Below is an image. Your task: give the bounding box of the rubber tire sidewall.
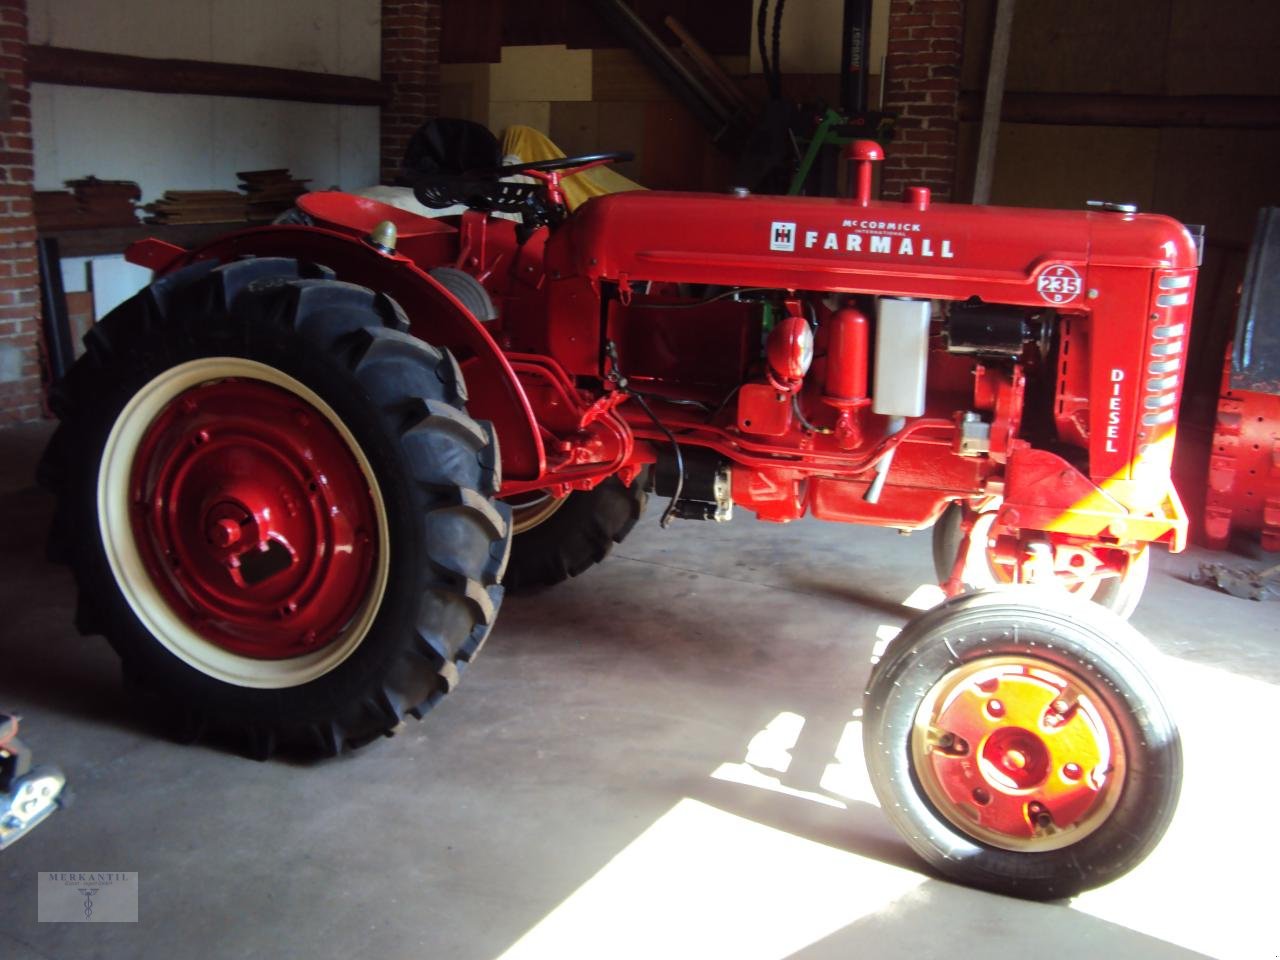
[71,314,426,729]
[48,263,507,753]
[863,587,1182,899]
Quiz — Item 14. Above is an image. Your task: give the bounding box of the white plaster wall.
[30,0,382,200]
[28,0,380,78]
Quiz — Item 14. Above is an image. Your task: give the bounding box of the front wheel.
[40,257,511,757]
[932,501,1150,619]
[863,588,1181,899]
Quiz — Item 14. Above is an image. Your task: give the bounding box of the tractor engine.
[525,142,1200,598]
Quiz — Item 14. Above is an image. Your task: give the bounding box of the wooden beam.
[959,91,1280,129]
[971,0,1015,205]
[28,45,390,107]
[39,222,252,259]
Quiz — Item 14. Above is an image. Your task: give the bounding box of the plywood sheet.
[1153,127,1280,246]
[641,99,704,190]
[986,123,1160,212]
[1166,0,1280,96]
[440,63,493,126]
[489,101,553,141]
[550,99,647,181]
[1003,0,1171,95]
[490,44,592,102]
[548,99,600,158]
[592,47,670,102]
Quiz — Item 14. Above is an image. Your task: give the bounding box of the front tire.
[932,501,1150,619]
[40,257,511,757]
[863,588,1181,899]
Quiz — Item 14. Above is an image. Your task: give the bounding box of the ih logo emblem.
[1037,263,1083,304]
[770,221,796,252]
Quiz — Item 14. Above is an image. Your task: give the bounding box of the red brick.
[911,24,954,39]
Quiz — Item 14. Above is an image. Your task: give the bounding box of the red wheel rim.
[127,377,380,660]
[911,656,1126,852]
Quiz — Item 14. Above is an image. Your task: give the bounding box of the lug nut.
[1062,762,1082,781]
[987,699,1005,718]
[972,788,991,806]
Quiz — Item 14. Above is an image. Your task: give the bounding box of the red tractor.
[39,143,1190,898]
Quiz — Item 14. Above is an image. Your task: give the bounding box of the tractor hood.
[550,190,1199,308]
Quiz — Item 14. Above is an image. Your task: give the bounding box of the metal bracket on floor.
[1192,560,1280,601]
[0,714,69,849]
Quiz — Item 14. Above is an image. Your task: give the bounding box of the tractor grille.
[1134,271,1196,479]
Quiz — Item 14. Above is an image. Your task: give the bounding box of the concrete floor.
[0,420,1276,960]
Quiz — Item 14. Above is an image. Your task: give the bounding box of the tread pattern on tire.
[502,475,647,592]
[40,256,511,758]
[862,587,1182,899]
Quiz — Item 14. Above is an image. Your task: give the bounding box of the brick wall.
[0,0,40,424]
[380,0,442,185]
[881,0,964,202]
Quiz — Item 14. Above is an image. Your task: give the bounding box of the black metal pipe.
[841,0,872,114]
[37,237,75,383]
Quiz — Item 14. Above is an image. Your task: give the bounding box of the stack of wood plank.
[35,177,141,231]
[143,190,248,225]
[238,169,310,222]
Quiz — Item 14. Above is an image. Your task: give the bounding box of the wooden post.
[972,0,1015,205]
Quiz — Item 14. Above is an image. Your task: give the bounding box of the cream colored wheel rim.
[911,655,1127,853]
[509,491,568,535]
[97,357,391,689]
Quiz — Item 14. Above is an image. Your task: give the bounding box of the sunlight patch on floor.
[902,583,947,610]
[495,798,924,960]
[818,710,881,807]
[1071,655,1279,960]
[742,710,805,773]
[712,710,847,808]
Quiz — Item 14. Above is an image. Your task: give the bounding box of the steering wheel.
[413,151,634,236]
[486,150,634,178]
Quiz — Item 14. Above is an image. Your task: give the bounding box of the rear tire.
[502,476,647,592]
[863,587,1181,899]
[39,257,511,757]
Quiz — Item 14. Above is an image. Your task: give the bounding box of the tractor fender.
[127,225,545,481]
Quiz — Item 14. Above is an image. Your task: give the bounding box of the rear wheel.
[501,476,647,592]
[40,257,510,757]
[932,501,1150,619]
[863,588,1181,899]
